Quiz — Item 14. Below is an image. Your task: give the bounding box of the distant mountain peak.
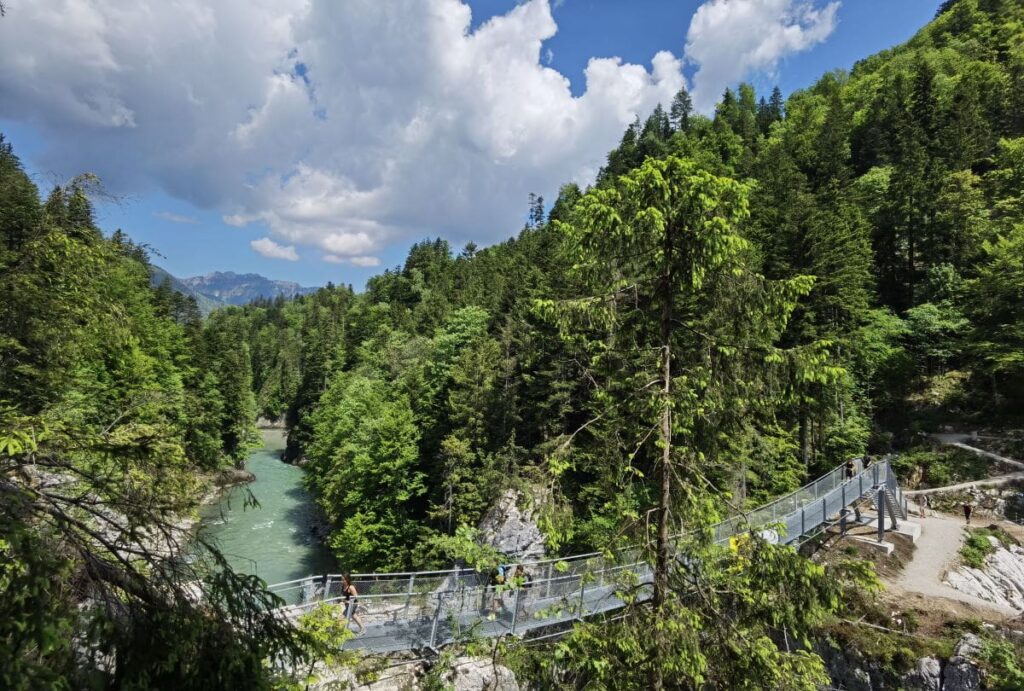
[150,266,318,313]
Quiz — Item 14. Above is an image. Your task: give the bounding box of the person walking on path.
[962,502,973,526]
[845,459,855,480]
[920,494,930,518]
[341,573,365,635]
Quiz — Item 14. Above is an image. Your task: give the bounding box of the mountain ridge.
[149,267,318,314]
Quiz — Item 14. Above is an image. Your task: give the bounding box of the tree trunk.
[799,404,811,466]
[651,238,674,691]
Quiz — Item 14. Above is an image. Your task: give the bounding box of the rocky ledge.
[946,540,1024,612]
[822,633,985,691]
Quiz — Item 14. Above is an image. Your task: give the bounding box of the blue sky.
[0,0,942,288]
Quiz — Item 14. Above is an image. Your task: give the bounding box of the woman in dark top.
[341,573,364,634]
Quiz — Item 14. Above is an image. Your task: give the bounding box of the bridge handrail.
[270,456,889,602]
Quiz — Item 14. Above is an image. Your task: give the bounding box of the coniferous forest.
[3,1,1024,688]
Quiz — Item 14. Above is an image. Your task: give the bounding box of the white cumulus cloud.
[0,0,837,261]
[684,0,839,113]
[251,237,299,261]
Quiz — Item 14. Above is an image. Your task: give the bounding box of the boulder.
[443,657,519,691]
[901,656,942,691]
[943,634,983,691]
[477,489,546,560]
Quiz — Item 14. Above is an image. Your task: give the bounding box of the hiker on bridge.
[486,563,515,620]
[341,573,365,635]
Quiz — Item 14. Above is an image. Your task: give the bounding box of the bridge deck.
[268,459,906,653]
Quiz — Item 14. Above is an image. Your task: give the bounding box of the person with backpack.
[487,563,515,621]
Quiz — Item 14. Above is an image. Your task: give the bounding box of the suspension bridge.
[267,458,907,653]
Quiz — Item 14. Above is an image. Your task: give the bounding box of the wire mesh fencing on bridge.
[267,457,905,651]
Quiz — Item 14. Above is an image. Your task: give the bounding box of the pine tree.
[669,85,693,132]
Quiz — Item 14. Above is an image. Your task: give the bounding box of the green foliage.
[980,637,1024,691]
[959,526,1016,568]
[891,447,992,488]
[546,537,876,689]
[308,373,425,571]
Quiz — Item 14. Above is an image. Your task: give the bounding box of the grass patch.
[959,526,1017,569]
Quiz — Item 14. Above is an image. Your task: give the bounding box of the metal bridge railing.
[267,457,902,651]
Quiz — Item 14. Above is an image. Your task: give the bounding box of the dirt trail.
[906,472,1024,496]
[931,433,1024,470]
[889,512,1018,617]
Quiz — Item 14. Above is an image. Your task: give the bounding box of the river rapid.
[198,429,337,586]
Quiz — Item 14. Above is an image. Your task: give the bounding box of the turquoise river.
[198,429,337,586]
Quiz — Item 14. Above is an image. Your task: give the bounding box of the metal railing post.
[821,497,827,524]
[577,577,587,620]
[800,506,806,536]
[877,490,886,542]
[544,563,553,598]
[405,574,415,613]
[429,592,443,648]
[510,587,522,636]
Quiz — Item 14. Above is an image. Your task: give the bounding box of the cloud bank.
[685,0,839,113]
[0,0,838,265]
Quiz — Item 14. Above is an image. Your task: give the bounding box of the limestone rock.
[901,656,942,691]
[313,661,422,690]
[943,634,983,691]
[945,545,1024,611]
[477,489,546,560]
[443,657,519,691]
[953,632,983,659]
[943,658,981,691]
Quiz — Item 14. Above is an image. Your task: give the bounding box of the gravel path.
[931,434,1024,470]
[906,472,1024,496]
[892,512,1017,616]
